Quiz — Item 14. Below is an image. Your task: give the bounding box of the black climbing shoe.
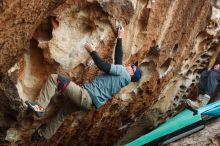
[31,129,45,141]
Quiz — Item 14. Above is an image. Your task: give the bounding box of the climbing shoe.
[31,128,45,141]
[198,94,210,105]
[185,94,210,109]
[25,101,45,118]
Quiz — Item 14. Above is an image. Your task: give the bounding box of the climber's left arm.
[85,43,111,73]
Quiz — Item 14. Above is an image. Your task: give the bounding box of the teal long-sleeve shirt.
[83,64,131,108]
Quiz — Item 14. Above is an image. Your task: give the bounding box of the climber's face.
[126,64,136,76]
[214,64,220,70]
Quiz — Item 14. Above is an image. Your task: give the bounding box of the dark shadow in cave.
[33,16,59,41]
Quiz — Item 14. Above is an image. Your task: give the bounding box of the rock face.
[0,0,64,145]
[0,0,220,146]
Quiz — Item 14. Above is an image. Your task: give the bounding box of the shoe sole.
[25,101,44,118]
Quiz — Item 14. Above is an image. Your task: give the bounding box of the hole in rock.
[180,85,186,90]
[101,117,108,123]
[109,103,120,113]
[174,96,179,101]
[49,16,59,29]
[200,53,210,59]
[192,64,197,68]
[33,16,57,41]
[190,83,195,87]
[196,60,200,63]
[140,61,156,81]
[83,18,97,33]
[186,70,192,76]
[0,73,3,82]
[159,58,172,77]
[145,43,160,61]
[184,64,189,69]
[172,44,179,54]
[193,69,199,74]
[157,79,160,84]
[139,4,150,30]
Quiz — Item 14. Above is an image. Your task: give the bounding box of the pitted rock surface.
[0,0,220,146]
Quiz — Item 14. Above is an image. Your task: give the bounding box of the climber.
[186,56,220,109]
[25,25,142,141]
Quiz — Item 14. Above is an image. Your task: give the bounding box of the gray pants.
[200,70,220,97]
[35,74,93,139]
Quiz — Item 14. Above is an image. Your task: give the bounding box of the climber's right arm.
[85,43,111,73]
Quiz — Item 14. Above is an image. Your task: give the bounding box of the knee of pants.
[200,70,209,78]
[208,70,220,79]
[49,74,58,82]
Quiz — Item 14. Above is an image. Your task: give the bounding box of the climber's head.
[126,63,142,82]
[214,56,220,65]
[214,56,220,70]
